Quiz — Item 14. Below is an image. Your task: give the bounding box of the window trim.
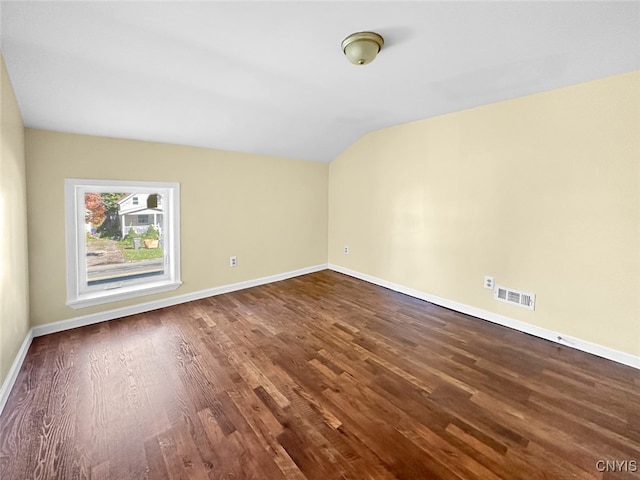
[65,179,181,309]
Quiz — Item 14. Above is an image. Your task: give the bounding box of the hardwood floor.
[1,270,639,479]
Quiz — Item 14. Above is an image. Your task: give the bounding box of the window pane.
[85,192,165,286]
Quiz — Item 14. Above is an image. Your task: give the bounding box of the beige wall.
[329,71,640,356]
[0,54,29,385]
[26,130,328,326]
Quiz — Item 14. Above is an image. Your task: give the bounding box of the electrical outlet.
[344,246,349,255]
[230,256,237,267]
[484,275,494,290]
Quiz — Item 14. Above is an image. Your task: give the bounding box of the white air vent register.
[494,285,535,311]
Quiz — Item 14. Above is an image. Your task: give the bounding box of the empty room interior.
[1,1,639,479]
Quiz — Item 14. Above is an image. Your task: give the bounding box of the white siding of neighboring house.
[119,193,159,214]
[118,194,164,237]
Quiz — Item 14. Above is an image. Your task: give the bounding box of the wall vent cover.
[494,285,535,311]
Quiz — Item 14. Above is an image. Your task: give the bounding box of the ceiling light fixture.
[341,31,384,65]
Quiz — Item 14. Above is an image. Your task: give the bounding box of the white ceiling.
[1,1,639,162]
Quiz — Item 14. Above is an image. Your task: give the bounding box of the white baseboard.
[329,264,640,370]
[32,264,328,337]
[0,328,34,416]
[0,264,327,416]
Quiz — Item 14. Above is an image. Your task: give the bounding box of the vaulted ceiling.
[2,1,638,162]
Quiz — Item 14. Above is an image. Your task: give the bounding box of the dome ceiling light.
[341,31,384,65]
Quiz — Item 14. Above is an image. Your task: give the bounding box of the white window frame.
[65,179,181,309]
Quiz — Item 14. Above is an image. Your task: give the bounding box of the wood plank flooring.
[1,270,639,479]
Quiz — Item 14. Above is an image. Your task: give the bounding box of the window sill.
[66,280,182,309]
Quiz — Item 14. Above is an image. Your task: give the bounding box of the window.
[65,179,181,308]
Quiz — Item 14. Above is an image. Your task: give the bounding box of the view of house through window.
[65,179,181,309]
[85,192,165,286]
